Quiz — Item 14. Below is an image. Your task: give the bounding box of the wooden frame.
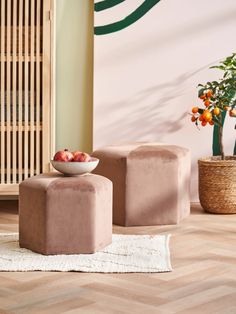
[0,0,55,195]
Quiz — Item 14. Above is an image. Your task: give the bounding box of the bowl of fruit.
[51,149,99,175]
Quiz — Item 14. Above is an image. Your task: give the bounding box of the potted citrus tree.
[191,53,236,214]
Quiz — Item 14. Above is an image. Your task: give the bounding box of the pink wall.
[94,0,236,201]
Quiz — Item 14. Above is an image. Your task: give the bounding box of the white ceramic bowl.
[51,157,99,175]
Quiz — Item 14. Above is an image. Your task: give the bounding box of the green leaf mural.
[94,0,161,35]
[95,0,125,12]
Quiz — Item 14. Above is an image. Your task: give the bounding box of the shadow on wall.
[96,62,214,143]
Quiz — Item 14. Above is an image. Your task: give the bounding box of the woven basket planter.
[198,156,236,214]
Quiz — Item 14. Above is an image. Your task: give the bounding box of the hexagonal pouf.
[92,143,190,226]
[19,173,112,254]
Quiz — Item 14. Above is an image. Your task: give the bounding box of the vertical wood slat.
[18,0,23,182]
[30,0,35,176]
[12,0,17,183]
[24,0,29,179]
[0,0,6,183]
[50,0,55,162]
[36,0,40,174]
[6,0,11,183]
[42,0,51,173]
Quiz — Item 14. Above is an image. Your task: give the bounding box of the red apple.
[53,149,74,162]
[73,151,91,162]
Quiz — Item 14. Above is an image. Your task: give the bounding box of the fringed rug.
[0,233,172,273]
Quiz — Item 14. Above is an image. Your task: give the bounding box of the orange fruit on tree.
[206,89,213,98]
[203,110,212,122]
[202,109,209,117]
[199,94,206,100]
[199,115,204,121]
[204,99,210,107]
[204,113,212,122]
[213,107,220,115]
[209,120,214,125]
[229,109,236,117]
[191,116,196,122]
[192,107,198,114]
[201,120,207,126]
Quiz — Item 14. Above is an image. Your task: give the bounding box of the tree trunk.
[219,126,225,160]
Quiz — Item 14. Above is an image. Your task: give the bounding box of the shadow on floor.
[0,200,18,214]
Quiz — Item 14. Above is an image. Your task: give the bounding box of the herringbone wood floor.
[0,201,236,314]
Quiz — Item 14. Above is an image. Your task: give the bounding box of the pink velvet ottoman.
[19,173,112,255]
[92,143,190,226]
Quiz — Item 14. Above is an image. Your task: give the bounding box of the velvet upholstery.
[92,143,190,226]
[19,173,112,255]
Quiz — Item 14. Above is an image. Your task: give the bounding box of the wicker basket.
[198,156,236,214]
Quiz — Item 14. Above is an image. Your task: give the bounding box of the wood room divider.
[0,0,54,195]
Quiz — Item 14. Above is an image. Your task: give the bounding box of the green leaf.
[223,71,229,78]
[198,88,205,97]
[210,65,225,70]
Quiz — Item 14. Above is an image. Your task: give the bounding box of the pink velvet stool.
[92,143,190,226]
[19,173,112,255]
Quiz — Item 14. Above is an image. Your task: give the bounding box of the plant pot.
[198,156,236,214]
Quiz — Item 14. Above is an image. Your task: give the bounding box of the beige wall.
[56,0,93,153]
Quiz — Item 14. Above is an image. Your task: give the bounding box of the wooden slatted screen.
[0,0,52,194]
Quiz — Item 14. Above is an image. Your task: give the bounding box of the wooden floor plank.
[0,201,236,313]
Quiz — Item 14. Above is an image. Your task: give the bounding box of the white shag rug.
[0,233,172,273]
